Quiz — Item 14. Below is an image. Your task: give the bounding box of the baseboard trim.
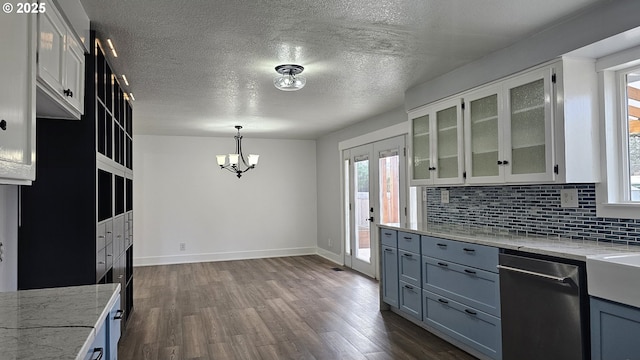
[134,247,317,267]
[316,248,344,265]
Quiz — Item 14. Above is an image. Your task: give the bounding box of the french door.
[344,136,406,278]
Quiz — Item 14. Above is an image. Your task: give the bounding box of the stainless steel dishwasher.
[498,251,590,360]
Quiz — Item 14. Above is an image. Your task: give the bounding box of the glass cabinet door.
[464,86,503,183]
[410,113,432,184]
[433,99,464,185]
[503,68,554,182]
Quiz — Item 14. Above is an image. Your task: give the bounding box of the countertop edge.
[74,283,121,360]
[378,224,638,261]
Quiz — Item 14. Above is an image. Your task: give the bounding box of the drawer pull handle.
[463,248,476,252]
[98,261,105,265]
[465,309,477,316]
[403,237,412,240]
[404,285,414,290]
[384,248,393,252]
[114,309,124,320]
[91,347,103,360]
[63,88,74,98]
[98,235,105,238]
[438,298,449,304]
[436,243,447,247]
[107,231,112,234]
[0,119,6,131]
[437,262,448,267]
[384,232,392,236]
[403,253,413,257]
[464,269,476,275]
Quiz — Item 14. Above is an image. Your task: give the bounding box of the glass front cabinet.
[464,67,555,184]
[409,98,464,186]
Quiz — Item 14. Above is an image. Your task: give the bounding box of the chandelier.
[273,64,306,91]
[216,126,259,178]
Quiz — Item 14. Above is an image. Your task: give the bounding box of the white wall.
[133,135,317,266]
[0,185,18,291]
[316,106,406,261]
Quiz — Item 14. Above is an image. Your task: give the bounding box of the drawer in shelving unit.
[380,229,397,247]
[398,232,420,253]
[422,236,498,273]
[399,280,422,321]
[423,255,500,317]
[423,289,501,360]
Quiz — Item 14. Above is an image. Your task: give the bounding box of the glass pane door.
[436,106,459,179]
[379,150,400,225]
[412,114,431,182]
[354,154,371,263]
[509,78,546,174]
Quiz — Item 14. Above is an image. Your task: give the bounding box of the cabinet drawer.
[398,232,420,253]
[399,281,422,321]
[423,290,502,360]
[96,248,106,282]
[423,256,500,317]
[382,245,399,308]
[421,236,498,272]
[380,229,398,247]
[97,222,106,250]
[399,250,421,287]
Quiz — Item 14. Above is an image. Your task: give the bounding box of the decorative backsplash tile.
[425,184,640,244]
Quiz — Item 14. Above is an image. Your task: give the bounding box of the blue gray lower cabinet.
[591,297,640,360]
[423,289,502,359]
[85,295,122,360]
[399,249,421,287]
[399,280,422,320]
[382,245,399,308]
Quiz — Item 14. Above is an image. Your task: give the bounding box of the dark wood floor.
[118,255,477,360]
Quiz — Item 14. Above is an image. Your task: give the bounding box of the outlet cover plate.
[560,189,579,208]
[441,190,449,204]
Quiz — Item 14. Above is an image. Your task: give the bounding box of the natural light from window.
[626,74,640,201]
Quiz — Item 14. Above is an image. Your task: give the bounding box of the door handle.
[497,265,569,283]
[365,217,374,222]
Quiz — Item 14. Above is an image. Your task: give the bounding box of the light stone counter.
[379,223,640,261]
[0,283,120,360]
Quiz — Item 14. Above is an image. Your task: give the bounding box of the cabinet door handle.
[465,309,477,316]
[114,309,124,320]
[384,248,393,252]
[91,347,103,360]
[404,285,414,290]
[503,160,509,165]
[403,236,412,240]
[463,248,475,253]
[464,269,476,275]
[438,298,448,304]
[437,262,448,267]
[0,119,6,131]
[63,88,73,98]
[384,232,392,236]
[107,231,112,234]
[403,253,413,257]
[436,243,447,248]
[98,261,105,265]
[98,235,105,239]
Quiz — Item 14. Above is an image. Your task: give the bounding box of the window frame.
[596,52,640,220]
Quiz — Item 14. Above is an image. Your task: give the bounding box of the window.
[596,55,640,219]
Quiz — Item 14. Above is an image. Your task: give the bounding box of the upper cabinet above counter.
[409,58,600,187]
[36,0,88,120]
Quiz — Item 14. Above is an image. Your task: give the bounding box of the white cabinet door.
[64,35,84,113]
[0,14,36,184]
[502,67,555,183]
[464,85,504,184]
[409,99,464,186]
[37,4,65,93]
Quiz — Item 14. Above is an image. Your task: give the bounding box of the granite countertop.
[378,223,640,261]
[0,283,120,360]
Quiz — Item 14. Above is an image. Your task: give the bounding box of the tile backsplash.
[426,184,640,244]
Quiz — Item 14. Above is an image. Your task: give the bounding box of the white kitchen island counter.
[0,283,120,360]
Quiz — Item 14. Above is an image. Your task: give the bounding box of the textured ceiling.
[79,0,606,139]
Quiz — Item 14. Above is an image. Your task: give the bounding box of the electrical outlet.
[560,189,579,208]
[441,190,449,204]
[179,242,186,251]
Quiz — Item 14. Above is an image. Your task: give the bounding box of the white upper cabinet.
[36,1,85,119]
[415,58,599,187]
[409,98,464,186]
[0,14,36,185]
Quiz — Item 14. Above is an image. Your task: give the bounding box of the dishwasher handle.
[497,264,569,283]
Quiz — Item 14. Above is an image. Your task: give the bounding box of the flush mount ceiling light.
[216,126,259,178]
[274,64,306,91]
